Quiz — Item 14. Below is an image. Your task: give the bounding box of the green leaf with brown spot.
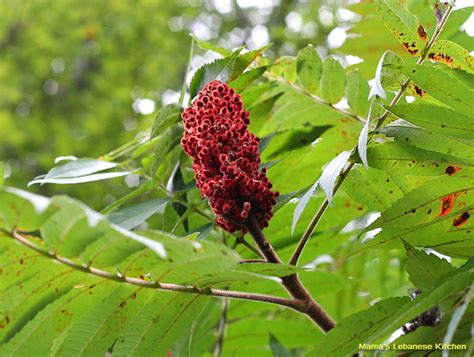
[388,103,474,140]
[357,177,474,256]
[427,40,474,74]
[366,142,474,177]
[375,0,426,56]
[400,64,474,118]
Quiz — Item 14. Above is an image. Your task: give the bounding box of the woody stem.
[246,216,335,332]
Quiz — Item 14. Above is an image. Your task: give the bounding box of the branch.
[9,229,305,312]
[246,216,335,332]
[288,4,455,265]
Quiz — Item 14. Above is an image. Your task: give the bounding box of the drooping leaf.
[292,180,319,235]
[107,198,170,230]
[320,57,345,104]
[28,172,131,186]
[379,50,407,91]
[28,159,125,186]
[358,100,377,170]
[150,103,183,140]
[296,45,322,95]
[369,51,390,99]
[319,150,351,205]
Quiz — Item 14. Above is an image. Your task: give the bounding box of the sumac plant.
[1,0,473,356]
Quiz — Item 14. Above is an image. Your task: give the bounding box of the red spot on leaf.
[428,51,454,67]
[445,165,461,176]
[413,85,426,98]
[453,212,470,227]
[438,194,459,217]
[403,42,419,56]
[417,25,427,41]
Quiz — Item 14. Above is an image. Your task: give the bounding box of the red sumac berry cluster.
[181,80,279,232]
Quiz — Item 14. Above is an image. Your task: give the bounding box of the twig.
[9,229,306,312]
[288,4,454,265]
[236,235,266,259]
[245,216,335,332]
[289,162,354,266]
[213,299,228,357]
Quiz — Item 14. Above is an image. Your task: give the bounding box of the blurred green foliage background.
[0,0,356,207]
